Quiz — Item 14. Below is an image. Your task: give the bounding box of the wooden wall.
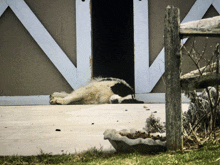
[0,0,75,96]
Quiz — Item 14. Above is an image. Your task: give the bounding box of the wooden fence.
[164,6,220,151]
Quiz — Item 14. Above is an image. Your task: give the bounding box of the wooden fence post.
[164,6,183,151]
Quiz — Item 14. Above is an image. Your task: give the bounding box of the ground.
[0,104,189,156]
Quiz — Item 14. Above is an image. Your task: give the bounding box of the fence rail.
[180,15,220,38]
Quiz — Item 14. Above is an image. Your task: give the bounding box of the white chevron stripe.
[0,0,8,16]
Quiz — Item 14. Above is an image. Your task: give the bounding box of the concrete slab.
[0,104,189,156]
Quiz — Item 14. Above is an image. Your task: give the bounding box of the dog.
[49,77,143,105]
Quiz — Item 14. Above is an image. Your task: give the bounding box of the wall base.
[0,93,189,106]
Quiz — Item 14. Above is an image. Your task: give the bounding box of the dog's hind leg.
[50,92,84,105]
[50,91,69,99]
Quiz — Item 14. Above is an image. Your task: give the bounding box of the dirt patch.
[119,131,166,141]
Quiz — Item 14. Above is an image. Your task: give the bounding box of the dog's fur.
[50,77,143,105]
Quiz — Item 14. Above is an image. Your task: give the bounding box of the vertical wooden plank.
[133,0,150,93]
[76,0,92,86]
[164,6,183,151]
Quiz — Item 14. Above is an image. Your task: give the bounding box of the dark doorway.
[92,0,134,88]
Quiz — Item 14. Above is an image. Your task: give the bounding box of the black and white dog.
[50,77,143,105]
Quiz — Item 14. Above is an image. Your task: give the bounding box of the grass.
[1,143,220,165]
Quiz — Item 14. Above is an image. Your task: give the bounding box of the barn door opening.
[92,0,134,88]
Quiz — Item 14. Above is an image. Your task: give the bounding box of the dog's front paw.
[49,98,57,105]
[49,97,64,105]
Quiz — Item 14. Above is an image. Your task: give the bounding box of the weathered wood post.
[164,6,183,151]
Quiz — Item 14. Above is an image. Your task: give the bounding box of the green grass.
[1,143,220,165]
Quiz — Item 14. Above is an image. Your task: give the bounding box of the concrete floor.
[0,104,189,156]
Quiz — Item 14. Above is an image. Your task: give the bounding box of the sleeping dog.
[50,77,143,105]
